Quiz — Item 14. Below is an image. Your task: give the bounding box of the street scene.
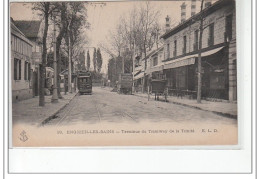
[10,0,237,146]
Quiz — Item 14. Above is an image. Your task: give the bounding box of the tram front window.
[79,78,90,83]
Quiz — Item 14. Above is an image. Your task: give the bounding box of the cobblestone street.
[45,87,237,126]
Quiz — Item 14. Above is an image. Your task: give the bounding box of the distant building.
[160,0,236,101]
[11,20,33,102]
[132,47,164,93]
[145,46,164,79]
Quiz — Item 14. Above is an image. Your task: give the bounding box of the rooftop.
[14,20,41,39]
[161,0,235,39]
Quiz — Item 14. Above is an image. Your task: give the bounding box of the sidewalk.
[134,93,237,119]
[12,92,77,126]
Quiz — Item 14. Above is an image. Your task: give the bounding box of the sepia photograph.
[10,0,238,147]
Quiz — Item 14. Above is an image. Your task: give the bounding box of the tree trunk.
[197,0,204,103]
[142,43,147,93]
[56,3,66,99]
[57,48,62,99]
[39,3,50,106]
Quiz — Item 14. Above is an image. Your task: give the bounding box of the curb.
[133,93,237,119]
[39,92,78,126]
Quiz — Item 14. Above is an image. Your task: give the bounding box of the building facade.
[11,21,33,102]
[14,20,43,97]
[160,0,236,101]
[145,46,164,79]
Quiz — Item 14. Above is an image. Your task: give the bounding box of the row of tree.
[77,48,103,73]
[103,2,163,86]
[91,48,103,73]
[32,2,88,106]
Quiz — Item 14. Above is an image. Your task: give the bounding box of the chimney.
[191,0,196,16]
[165,15,170,32]
[181,2,186,23]
[205,0,212,8]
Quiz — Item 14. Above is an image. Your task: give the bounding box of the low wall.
[12,88,33,102]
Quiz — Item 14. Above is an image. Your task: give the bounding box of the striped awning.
[164,57,196,70]
[134,72,145,80]
[164,46,225,70]
[146,65,164,74]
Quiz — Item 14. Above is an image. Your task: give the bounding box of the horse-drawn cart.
[117,73,133,94]
[149,79,168,102]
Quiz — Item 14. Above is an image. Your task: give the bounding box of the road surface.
[45,87,237,127]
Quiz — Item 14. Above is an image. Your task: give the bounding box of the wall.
[228,10,237,101]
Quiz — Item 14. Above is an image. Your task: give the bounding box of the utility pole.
[68,23,72,93]
[51,15,58,103]
[132,40,135,93]
[197,0,204,103]
[122,56,125,74]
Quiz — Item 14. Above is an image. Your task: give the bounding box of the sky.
[10,1,217,74]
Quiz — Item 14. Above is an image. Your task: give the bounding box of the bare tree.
[138,1,160,58]
[108,24,124,57]
[137,2,160,92]
[32,2,55,106]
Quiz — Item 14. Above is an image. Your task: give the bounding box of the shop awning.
[164,46,225,70]
[201,46,224,57]
[133,69,141,76]
[134,72,144,80]
[146,65,164,74]
[164,57,196,70]
[135,65,143,71]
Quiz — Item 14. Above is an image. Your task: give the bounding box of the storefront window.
[176,67,186,89]
[210,72,225,89]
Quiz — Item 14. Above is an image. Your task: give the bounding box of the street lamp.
[51,11,59,103]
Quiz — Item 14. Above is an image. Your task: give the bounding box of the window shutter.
[28,63,31,80]
[14,59,17,80]
[24,62,27,80]
[19,60,21,80]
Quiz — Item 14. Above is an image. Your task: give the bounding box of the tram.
[77,71,92,95]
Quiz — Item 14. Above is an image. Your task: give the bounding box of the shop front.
[200,46,229,100]
[163,46,229,100]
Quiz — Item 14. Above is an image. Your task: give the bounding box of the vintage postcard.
[10,0,238,147]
